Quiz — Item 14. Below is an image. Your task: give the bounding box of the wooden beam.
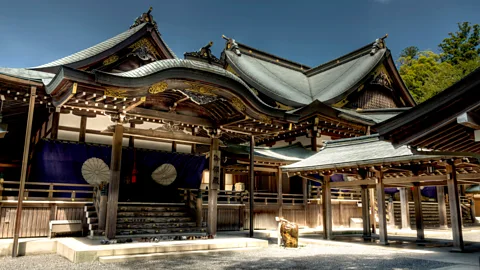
[412,183,425,241]
[104,126,215,146]
[376,171,388,245]
[105,123,123,239]
[329,179,376,188]
[447,163,464,252]
[322,175,333,240]
[457,173,480,180]
[128,107,213,128]
[457,112,480,130]
[124,97,146,112]
[383,175,447,184]
[298,175,322,184]
[12,86,36,257]
[0,74,43,87]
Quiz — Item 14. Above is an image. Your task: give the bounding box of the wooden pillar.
[412,183,425,242]
[219,168,226,191]
[249,135,255,237]
[12,86,36,258]
[387,195,394,228]
[447,163,464,252]
[50,110,60,140]
[322,174,332,240]
[79,116,87,142]
[128,122,135,147]
[98,186,108,231]
[437,186,448,229]
[376,170,388,245]
[191,127,196,154]
[277,167,283,217]
[207,136,220,236]
[105,123,124,239]
[361,185,371,240]
[369,188,376,234]
[303,178,308,226]
[400,188,410,230]
[310,128,318,152]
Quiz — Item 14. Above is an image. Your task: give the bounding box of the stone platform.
[0,236,268,263]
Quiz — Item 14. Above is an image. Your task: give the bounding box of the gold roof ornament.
[148,82,168,94]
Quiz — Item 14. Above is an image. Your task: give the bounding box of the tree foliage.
[398,22,480,103]
[439,22,480,64]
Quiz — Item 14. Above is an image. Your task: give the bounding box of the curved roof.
[224,142,315,162]
[0,67,55,82]
[282,135,445,172]
[33,23,148,69]
[225,44,386,107]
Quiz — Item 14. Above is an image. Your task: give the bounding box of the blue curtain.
[29,140,206,202]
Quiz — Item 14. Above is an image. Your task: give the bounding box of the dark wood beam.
[79,116,87,142]
[105,124,123,239]
[457,112,480,130]
[103,126,215,146]
[129,107,213,128]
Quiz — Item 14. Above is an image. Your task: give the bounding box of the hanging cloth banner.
[29,140,206,202]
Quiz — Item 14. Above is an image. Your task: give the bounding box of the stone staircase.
[85,203,206,239]
[392,201,473,228]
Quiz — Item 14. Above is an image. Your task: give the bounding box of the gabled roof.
[224,39,388,108]
[0,67,54,83]
[281,135,446,172]
[33,23,148,69]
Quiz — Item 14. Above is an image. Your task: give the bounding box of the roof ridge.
[235,42,311,71]
[324,134,380,147]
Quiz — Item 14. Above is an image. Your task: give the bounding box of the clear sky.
[0,0,479,68]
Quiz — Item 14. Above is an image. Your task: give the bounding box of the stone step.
[116,222,197,229]
[89,229,105,238]
[98,247,262,263]
[117,206,187,212]
[115,231,208,239]
[87,217,98,224]
[117,217,194,223]
[84,205,96,212]
[89,223,98,230]
[116,227,207,236]
[86,211,97,218]
[117,211,189,217]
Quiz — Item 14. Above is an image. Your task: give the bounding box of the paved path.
[0,239,477,270]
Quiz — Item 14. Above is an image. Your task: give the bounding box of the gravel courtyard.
[0,242,462,270]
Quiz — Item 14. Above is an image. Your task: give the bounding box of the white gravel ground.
[0,242,455,270]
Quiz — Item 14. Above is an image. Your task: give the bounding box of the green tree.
[438,22,480,64]
[399,46,419,59]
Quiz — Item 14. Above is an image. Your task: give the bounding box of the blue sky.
[0,0,479,68]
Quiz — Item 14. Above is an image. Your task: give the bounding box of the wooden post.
[191,127,196,154]
[303,178,308,226]
[310,128,318,152]
[50,110,60,140]
[196,193,203,227]
[79,115,87,142]
[322,174,332,240]
[277,167,283,218]
[412,183,425,242]
[369,188,376,234]
[447,163,464,252]
[361,185,371,239]
[387,196,394,228]
[376,170,388,245]
[437,186,448,229]
[171,141,177,152]
[12,86,36,257]
[249,135,255,237]
[105,123,124,239]
[220,168,226,191]
[400,188,410,230]
[128,122,135,147]
[98,189,108,231]
[207,136,220,236]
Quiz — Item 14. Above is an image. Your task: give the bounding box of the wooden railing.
[309,186,361,201]
[0,179,93,201]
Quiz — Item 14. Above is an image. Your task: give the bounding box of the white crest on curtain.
[151,163,177,186]
[81,158,110,186]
